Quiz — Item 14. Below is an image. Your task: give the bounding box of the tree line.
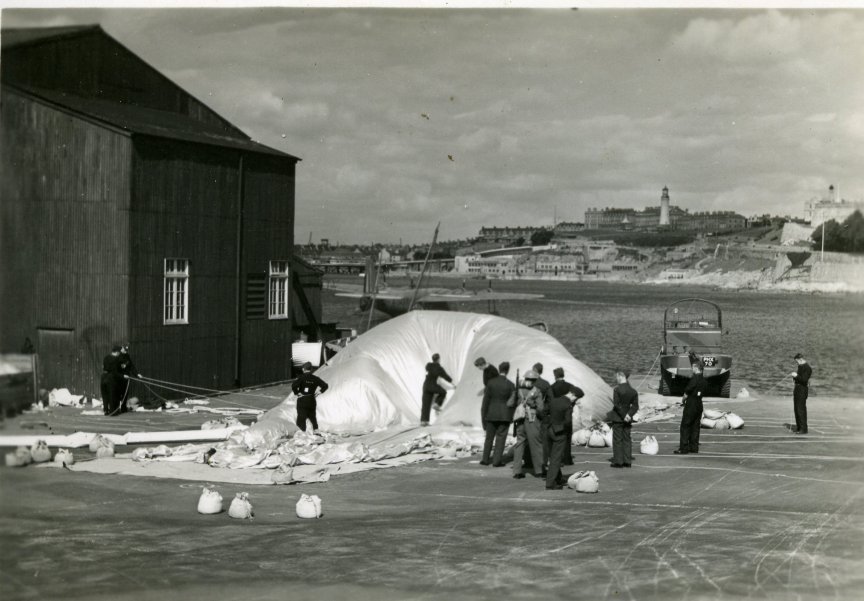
[811,210,864,253]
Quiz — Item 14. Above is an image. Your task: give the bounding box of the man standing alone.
[291,362,329,433]
[101,345,123,416]
[675,362,707,455]
[790,353,812,435]
[608,369,639,467]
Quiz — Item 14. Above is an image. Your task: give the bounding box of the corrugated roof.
[8,84,299,160]
[1,25,100,50]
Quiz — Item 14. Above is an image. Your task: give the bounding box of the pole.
[821,210,825,262]
[365,257,381,332]
[408,222,440,312]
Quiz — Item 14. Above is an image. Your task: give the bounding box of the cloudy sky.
[3,6,864,244]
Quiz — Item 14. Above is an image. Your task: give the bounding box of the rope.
[764,374,791,395]
[636,348,663,390]
[127,376,276,411]
[133,375,288,400]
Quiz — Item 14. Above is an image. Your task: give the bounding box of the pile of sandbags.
[5,446,32,467]
[567,471,599,493]
[700,409,744,430]
[573,422,613,448]
[89,434,115,457]
[131,445,174,461]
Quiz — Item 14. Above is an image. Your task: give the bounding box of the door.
[37,328,76,391]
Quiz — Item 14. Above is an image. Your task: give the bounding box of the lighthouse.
[659,186,671,226]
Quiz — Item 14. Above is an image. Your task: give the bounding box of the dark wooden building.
[1,25,320,398]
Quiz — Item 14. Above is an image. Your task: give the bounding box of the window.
[164,259,189,324]
[269,260,290,319]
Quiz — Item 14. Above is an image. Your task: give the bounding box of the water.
[323,277,864,398]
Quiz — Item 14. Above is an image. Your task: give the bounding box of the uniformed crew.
[608,369,639,467]
[675,362,707,455]
[100,345,123,416]
[545,389,579,489]
[479,361,516,467]
[789,353,812,435]
[511,370,546,479]
[532,363,553,475]
[420,353,453,426]
[118,343,141,414]
[291,362,329,433]
[550,367,584,466]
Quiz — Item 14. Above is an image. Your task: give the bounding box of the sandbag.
[602,429,613,448]
[713,417,731,430]
[700,417,718,429]
[567,470,599,493]
[228,492,254,519]
[726,413,744,429]
[5,446,32,467]
[587,430,606,448]
[573,428,592,446]
[131,447,150,461]
[30,440,52,463]
[96,445,115,458]
[736,387,750,399]
[89,434,113,453]
[640,435,659,455]
[703,409,726,420]
[53,448,75,466]
[197,487,223,514]
[296,493,323,519]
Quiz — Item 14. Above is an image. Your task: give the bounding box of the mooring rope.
[127,376,282,411]
[133,375,288,401]
[636,348,663,390]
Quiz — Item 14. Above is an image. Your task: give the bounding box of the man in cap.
[479,362,516,467]
[608,369,639,467]
[550,367,584,466]
[675,361,706,455]
[118,343,142,413]
[421,353,454,426]
[511,369,546,479]
[100,345,123,416]
[291,362,329,433]
[531,362,553,475]
[789,353,812,435]
[545,388,581,488]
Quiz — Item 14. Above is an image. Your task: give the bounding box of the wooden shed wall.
[239,154,296,385]
[2,30,240,135]
[129,137,240,394]
[0,90,132,394]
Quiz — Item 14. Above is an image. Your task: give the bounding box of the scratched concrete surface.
[1,396,862,601]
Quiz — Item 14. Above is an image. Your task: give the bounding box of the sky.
[3,5,864,244]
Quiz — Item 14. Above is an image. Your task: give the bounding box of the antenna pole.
[408,222,440,312]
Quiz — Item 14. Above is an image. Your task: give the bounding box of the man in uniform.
[118,343,142,413]
[608,369,639,467]
[532,363,553,474]
[675,362,707,455]
[420,353,454,426]
[291,362,329,433]
[545,388,580,489]
[789,353,812,435]
[511,370,546,479]
[100,345,123,416]
[479,364,516,467]
[550,366,584,466]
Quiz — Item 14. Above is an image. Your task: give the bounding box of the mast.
[408,221,440,312]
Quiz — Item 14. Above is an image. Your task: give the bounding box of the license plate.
[702,356,716,367]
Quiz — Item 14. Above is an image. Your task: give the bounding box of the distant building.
[552,221,585,237]
[805,185,864,228]
[478,225,542,244]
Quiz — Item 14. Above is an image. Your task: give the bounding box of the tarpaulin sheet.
[250,311,614,441]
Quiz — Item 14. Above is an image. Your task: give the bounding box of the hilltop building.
[805,185,864,228]
[478,225,542,244]
[1,25,321,395]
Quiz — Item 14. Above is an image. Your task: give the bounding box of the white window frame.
[163,258,189,325]
[268,260,290,319]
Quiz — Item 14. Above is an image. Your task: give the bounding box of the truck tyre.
[720,373,731,398]
[659,375,671,396]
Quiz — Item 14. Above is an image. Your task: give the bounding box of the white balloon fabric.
[251,311,613,439]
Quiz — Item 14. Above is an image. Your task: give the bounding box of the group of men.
[100,344,139,416]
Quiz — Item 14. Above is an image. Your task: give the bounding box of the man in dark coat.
[420,353,453,426]
[291,362,329,433]
[789,353,812,434]
[118,344,141,413]
[675,362,707,455]
[100,345,123,416]
[545,389,579,489]
[479,362,516,467]
[532,363,553,474]
[474,356,499,386]
[608,369,639,467]
[550,367,584,466]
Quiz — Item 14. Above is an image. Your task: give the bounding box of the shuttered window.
[246,273,267,320]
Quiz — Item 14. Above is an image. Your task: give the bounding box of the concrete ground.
[1,395,863,601]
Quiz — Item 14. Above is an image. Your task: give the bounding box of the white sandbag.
[30,440,52,463]
[53,448,75,466]
[197,487,223,514]
[640,435,659,455]
[96,445,115,458]
[5,446,32,467]
[587,430,606,448]
[150,445,173,457]
[567,470,599,493]
[736,387,750,399]
[726,412,744,429]
[573,428,592,446]
[48,388,84,407]
[703,409,726,420]
[599,422,611,434]
[89,434,113,453]
[602,429,613,448]
[713,417,731,430]
[296,493,323,519]
[131,447,150,462]
[700,417,718,429]
[228,492,254,519]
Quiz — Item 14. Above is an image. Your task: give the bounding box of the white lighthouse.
[659,186,671,226]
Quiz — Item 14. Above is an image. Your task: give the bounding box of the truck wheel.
[659,376,671,396]
[720,373,731,398]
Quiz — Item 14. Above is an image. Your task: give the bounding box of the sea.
[322,276,864,398]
